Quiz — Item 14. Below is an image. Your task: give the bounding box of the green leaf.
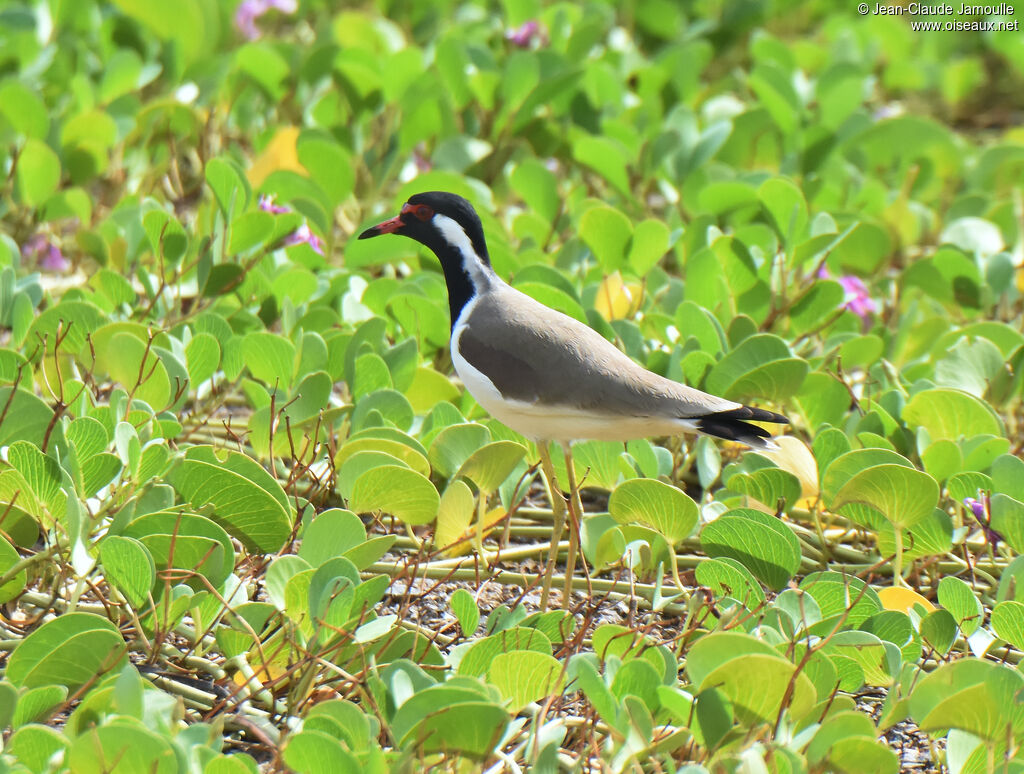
[705,334,808,403]
[282,729,360,774]
[991,494,1024,555]
[228,211,274,255]
[686,631,816,725]
[627,219,670,275]
[727,467,802,512]
[7,613,127,689]
[142,210,188,264]
[107,332,172,410]
[694,557,766,607]
[297,136,355,206]
[489,650,566,711]
[572,137,631,198]
[99,536,156,609]
[205,157,251,217]
[123,511,232,590]
[0,387,53,448]
[991,600,1024,651]
[393,696,509,758]
[908,659,1024,742]
[243,332,296,391]
[429,423,492,479]
[456,440,526,493]
[299,509,366,567]
[920,609,958,655]
[458,627,553,677]
[450,588,480,637]
[700,508,801,590]
[0,81,49,138]
[833,464,939,531]
[185,332,221,387]
[16,139,60,207]
[0,536,27,603]
[7,725,69,770]
[67,716,177,774]
[608,478,697,544]
[172,448,291,553]
[348,466,439,525]
[937,576,984,637]
[510,158,559,222]
[902,388,1003,441]
[759,178,808,246]
[434,479,475,553]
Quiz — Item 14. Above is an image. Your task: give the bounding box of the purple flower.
[22,234,70,273]
[258,194,290,214]
[235,0,297,40]
[965,496,1003,549]
[283,222,323,255]
[506,20,545,48]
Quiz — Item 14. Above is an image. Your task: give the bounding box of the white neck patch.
[433,213,491,287]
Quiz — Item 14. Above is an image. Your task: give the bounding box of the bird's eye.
[413,204,433,221]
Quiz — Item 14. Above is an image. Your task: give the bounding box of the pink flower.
[818,267,877,320]
[235,0,297,40]
[22,234,70,273]
[258,194,290,214]
[283,223,323,255]
[505,20,545,48]
[838,275,878,319]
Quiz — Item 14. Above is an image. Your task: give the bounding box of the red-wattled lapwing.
[360,191,788,608]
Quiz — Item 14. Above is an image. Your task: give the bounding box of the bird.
[358,191,789,448]
[359,191,789,609]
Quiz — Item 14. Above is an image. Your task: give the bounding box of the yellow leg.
[538,442,567,611]
[561,443,589,609]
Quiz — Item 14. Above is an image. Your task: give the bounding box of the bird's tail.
[695,406,789,449]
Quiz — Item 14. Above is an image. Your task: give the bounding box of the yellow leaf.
[760,436,818,509]
[247,126,305,187]
[877,585,935,614]
[232,659,289,689]
[593,271,635,321]
[435,480,474,556]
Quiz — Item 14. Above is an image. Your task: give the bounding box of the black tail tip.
[696,405,789,449]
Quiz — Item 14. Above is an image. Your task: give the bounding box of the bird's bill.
[358,215,403,239]
[358,203,414,239]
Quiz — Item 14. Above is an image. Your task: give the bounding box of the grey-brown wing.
[457,286,739,417]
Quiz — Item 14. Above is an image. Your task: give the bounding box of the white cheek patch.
[433,213,489,286]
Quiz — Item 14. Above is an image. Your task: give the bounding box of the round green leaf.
[7,612,127,689]
[99,536,156,609]
[991,601,1024,651]
[489,650,566,711]
[608,478,697,544]
[902,388,1003,441]
[456,440,527,493]
[700,508,801,590]
[579,205,632,271]
[937,576,984,637]
[16,139,60,207]
[458,627,553,678]
[0,535,27,603]
[833,464,939,531]
[282,729,360,774]
[67,716,176,774]
[348,465,439,525]
[686,632,816,725]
